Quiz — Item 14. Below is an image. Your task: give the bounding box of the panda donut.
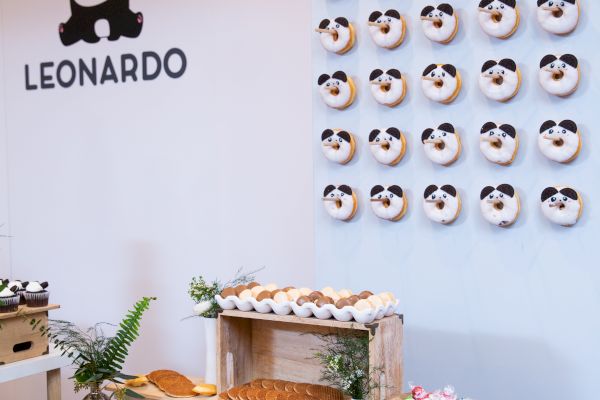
[480,184,520,227]
[317,71,356,110]
[478,0,520,39]
[322,185,358,221]
[538,120,581,163]
[421,123,461,166]
[423,184,461,224]
[370,185,407,221]
[321,129,356,164]
[538,54,579,97]
[537,0,579,35]
[420,4,459,44]
[479,122,519,165]
[315,17,355,54]
[368,9,406,49]
[369,127,406,166]
[479,58,521,102]
[421,64,461,104]
[369,69,407,107]
[540,186,582,226]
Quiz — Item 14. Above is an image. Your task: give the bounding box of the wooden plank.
[217,315,253,391]
[369,315,403,399]
[0,310,49,365]
[0,304,60,320]
[0,346,68,384]
[46,368,61,400]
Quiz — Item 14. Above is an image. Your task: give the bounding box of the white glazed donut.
[423,184,461,224]
[369,68,406,107]
[368,9,406,49]
[321,129,355,164]
[479,58,521,102]
[370,185,407,221]
[480,184,520,227]
[479,122,519,165]
[368,128,406,166]
[421,123,461,166]
[538,54,579,97]
[478,0,520,39]
[322,184,358,221]
[315,17,355,54]
[538,119,581,163]
[317,71,356,110]
[421,64,461,104]
[540,186,582,226]
[537,0,579,35]
[420,4,459,44]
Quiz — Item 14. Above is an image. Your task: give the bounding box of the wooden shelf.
[0,304,60,320]
[0,345,68,384]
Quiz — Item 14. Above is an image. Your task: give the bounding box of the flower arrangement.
[407,384,473,400]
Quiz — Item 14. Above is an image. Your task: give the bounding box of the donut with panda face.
[369,127,406,166]
[540,186,582,226]
[537,0,579,35]
[315,17,355,54]
[317,71,356,110]
[421,64,461,104]
[370,185,407,221]
[420,4,459,44]
[368,9,406,49]
[423,184,461,224]
[369,68,406,107]
[480,184,520,227]
[478,0,520,39]
[538,54,579,97]
[479,122,519,165]
[538,120,581,163]
[479,58,521,102]
[421,123,461,166]
[320,129,356,165]
[322,185,358,221]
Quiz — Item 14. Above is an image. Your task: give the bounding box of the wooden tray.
[105,377,214,399]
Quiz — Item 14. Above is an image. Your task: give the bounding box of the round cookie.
[421,123,461,166]
[538,54,579,97]
[421,64,461,104]
[322,184,358,221]
[420,3,459,44]
[422,184,461,224]
[317,71,356,109]
[538,119,581,163]
[320,128,355,164]
[368,9,406,49]
[315,17,355,54]
[479,122,519,165]
[370,185,407,221]
[480,184,520,227]
[479,58,521,102]
[369,68,406,107]
[478,0,520,39]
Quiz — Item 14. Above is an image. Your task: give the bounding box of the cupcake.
[0,285,20,313]
[8,280,28,305]
[24,281,50,307]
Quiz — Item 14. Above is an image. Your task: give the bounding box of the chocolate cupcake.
[0,285,20,313]
[24,281,49,307]
[9,280,29,305]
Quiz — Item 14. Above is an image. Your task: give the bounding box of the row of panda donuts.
[317,0,579,54]
[318,54,579,109]
[322,120,581,166]
[322,184,583,227]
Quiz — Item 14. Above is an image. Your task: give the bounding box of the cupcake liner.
[0,295,20,313]
[24,291,50,307]
[17,290,26,305]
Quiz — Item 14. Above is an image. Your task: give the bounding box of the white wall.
[0,1,313,399]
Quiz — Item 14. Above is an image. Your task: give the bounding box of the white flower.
[193,300,212,316]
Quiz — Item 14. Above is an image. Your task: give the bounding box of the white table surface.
[0,346,69,384]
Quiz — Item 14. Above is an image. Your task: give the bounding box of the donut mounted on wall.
[421,123,461,166]
[479,122,519,165]
[538,120,581,163]
[540,186,582,226]
[320,129,356,164]
[315,17,356,54]
[537,0,580,35]
[368,9,406,49]
[420,3,459,44]
[370,185,407,221]
[421,64,461,104]
[480,184,520,227]
[369,127,406,166]
[477,0,520,39]
[538,54,580,97]
[479,58,521,102]
[322,185,358,221]
[317,71,356,110]
[369,68,407,107]
[422,184,461,224]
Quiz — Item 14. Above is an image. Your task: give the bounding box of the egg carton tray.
[215,295,398,324]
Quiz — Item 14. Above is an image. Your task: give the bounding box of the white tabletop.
[0,346,69,383]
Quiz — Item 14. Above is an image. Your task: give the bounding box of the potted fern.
[37,297,156,399]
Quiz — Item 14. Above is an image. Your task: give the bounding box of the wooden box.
[217,310,403,399]
[0,305,60,365]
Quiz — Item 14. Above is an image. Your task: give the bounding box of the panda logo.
[421,4,455,20]
[59,0,143,46]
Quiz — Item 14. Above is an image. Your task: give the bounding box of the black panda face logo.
[539,120,578,137]
[541,187,578,206]
[369,127,400,143]
[59,0,143,46]
[422,64,457,79]
[421,123,455,143]
[370,69,401,83]
[324,185,352,199]
[318,71,348,88]
[321,129,351,144]
[481,59,517,77]
[424,184,456,200]
[480,122,516,139]
[371,185,403,200]
[481,184,515,200]
[421,4,454,18]
[540,54,578,70]
[369,9,401,24]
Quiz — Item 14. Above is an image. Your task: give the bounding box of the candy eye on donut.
[551,196,556,202]
[502,133,506,137]
[563,196,568,201]
[500,193,504,198]
[443,194,447,198]
[430,134,435,139]
[442,132,447,136]
[431,194,436,199]
[489,194,494,199]
[390,194,394,198]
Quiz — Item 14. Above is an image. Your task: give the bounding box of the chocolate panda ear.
[480,121,497,133]
[324,185,336,197]
[499,59,517,72]
[369,11,383,22]
[422,64,438,77]
[338,185,353,195]
[388,185,404,198]
[331,71,348,82]
[384,9,401,19]
[480,186,495,200]
[318,19,330,29]
[22,281,29,288]
[369,69,384,81]
[540,54,558,68]
[441,64,457,77]
[440,185,457,197]
[537,0,547,6]
[337,131,351,143]
[438,123,455,133]
[424,185,438,199]
[559,54,578,68]
[421,128,434,143]
[334,17,349,28]
[481,60,497,73]
[321,129,334,141]
[497,184,515,198]
[318,74,330,86]
[559,188,578,200]
[371,185,385,197]
[421,5,435,17]
[437,4,454,16]
[499,124,516,139]
[387,69,402,79]
[479,0,494,8]
[40,282,49,289]
[500,0,516,8]
[539,120,556,133]
[369,129,381,142]
[9,285,17,293]
[541,187,559,202]
[558,120,578,133]
[386,127,401,140]
[562,0,576,3]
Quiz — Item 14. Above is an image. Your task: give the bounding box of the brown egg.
[234,285,248,296]
[282,286,295,292]
[336,298,352,309]
[270,289,283,297]
[247,282,260,289]
[358,290,374,299]
[256,291,272,301]
[296,296,312,306]
[315,296,333,307]
[347,295,360,305]
[308,291,324,301]
[221,287,236,298]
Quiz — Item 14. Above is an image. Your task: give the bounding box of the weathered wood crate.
[217,310,403,399]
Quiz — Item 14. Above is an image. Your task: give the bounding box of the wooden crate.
[0,305,60,365]
[217,310,403,399]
